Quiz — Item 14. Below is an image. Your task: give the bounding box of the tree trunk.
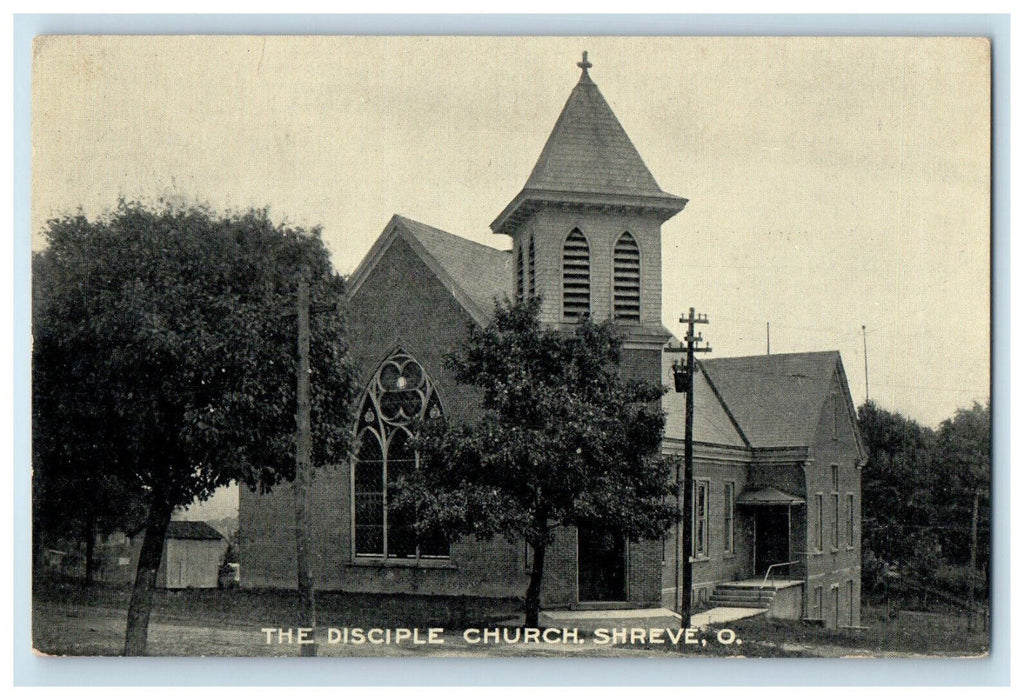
[83,517,96,587]
[123,495,173,656]
[524,539,546,629]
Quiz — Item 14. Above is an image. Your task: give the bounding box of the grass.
[613,606,990,658]
[34,576,521,629]
[33,577,989,658]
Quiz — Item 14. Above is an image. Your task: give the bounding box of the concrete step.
[711,590,775,601]
[706,599,770,609]
[711,584,777,611]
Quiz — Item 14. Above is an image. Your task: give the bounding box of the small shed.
[157,521,226,589]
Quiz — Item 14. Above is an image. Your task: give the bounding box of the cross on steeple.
[577,51,593,83]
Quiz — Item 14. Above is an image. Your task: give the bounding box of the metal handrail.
[761,560,800,589]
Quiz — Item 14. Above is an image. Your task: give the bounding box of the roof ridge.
[393,214,510,256]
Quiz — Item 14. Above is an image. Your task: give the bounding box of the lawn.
[613,606,990,658]
[33,578,989,658]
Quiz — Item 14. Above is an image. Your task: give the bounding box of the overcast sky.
[32,35,991,429]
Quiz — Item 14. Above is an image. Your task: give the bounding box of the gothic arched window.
[352,350,448,559]
[613,232,641,322]
[562,228,591,320]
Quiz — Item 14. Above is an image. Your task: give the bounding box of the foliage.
[32,200,358,651]
[399,297,679,626]
[857,400,991,599]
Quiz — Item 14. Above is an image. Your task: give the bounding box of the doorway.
[577,526,627,602]
[754,506,790,578]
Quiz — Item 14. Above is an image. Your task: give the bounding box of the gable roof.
[347,215,511,326]
[700,351,842,449]
[491,64,686,234]
[167,521,224,541]
[662,350,748,448]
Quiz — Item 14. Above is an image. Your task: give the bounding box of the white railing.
[760,560,801,589]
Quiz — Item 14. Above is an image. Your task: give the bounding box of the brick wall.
[803,367,863,628]
[661,457,753,609]
[239,233,667,605]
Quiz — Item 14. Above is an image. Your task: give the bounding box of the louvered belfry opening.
[613,231,641,322]
[516,243,525,301]
[528,234,536,298]
[562,228,591,320]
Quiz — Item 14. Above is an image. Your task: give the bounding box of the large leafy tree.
[857,400,937,577]
[401,298,679,628]
[933,401,990,572]
[32,202,357,654]
[858,399,991,601]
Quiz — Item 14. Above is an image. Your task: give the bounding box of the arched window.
[352,350,448,559]
[516,244,525,301]
[613,232,641,322]
[562,229,591,320]
[528,234,536,298]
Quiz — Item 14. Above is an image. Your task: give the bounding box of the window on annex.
[562,229,591,320]
[612,232,641,322]
[832,493,840,550]
[846,493,855,548]
[814,494,824,553]
[692,479,709,558]
[723,481,735,554]
[352,350,448,560]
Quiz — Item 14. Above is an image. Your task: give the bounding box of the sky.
[32,35,991,430]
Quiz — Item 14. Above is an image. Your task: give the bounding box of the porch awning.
[737,487,805,506]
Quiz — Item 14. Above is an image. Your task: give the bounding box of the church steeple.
[491,53,686,236]
[494,53,687,340]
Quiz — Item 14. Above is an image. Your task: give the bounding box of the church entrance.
[577,526,627,602]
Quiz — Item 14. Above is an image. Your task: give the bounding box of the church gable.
[348,215,510,328]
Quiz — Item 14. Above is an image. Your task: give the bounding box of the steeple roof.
[491,52,686,235]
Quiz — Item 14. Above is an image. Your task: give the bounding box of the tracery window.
[562,228,591,320]
[613,232,641,322]
[353,350,448,559]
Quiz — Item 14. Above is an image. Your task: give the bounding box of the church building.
[239,54,866,628]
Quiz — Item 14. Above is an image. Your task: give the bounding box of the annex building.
[239,54,867,628]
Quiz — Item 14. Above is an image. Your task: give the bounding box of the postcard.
[30,35,991,660]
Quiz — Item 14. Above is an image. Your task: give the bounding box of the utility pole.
[671,308,710,629]
[766,322,770,355]
[294,270,317,657]
[862,325,869,403]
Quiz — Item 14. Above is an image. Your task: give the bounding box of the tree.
[400,298,679,628]
[857,400,937,590]
[933,401,990,575]
[32,254,151,585]
[858,399,992,604]
[32,201,357,654]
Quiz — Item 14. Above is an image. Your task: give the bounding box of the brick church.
[240,54,866,628]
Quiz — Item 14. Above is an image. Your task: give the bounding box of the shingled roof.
[347,215,511,326]
[662,351,747,448]
[700,351,843,449]
[523,68,670,199]
[491,56,686,234]
[166,521,224,541]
